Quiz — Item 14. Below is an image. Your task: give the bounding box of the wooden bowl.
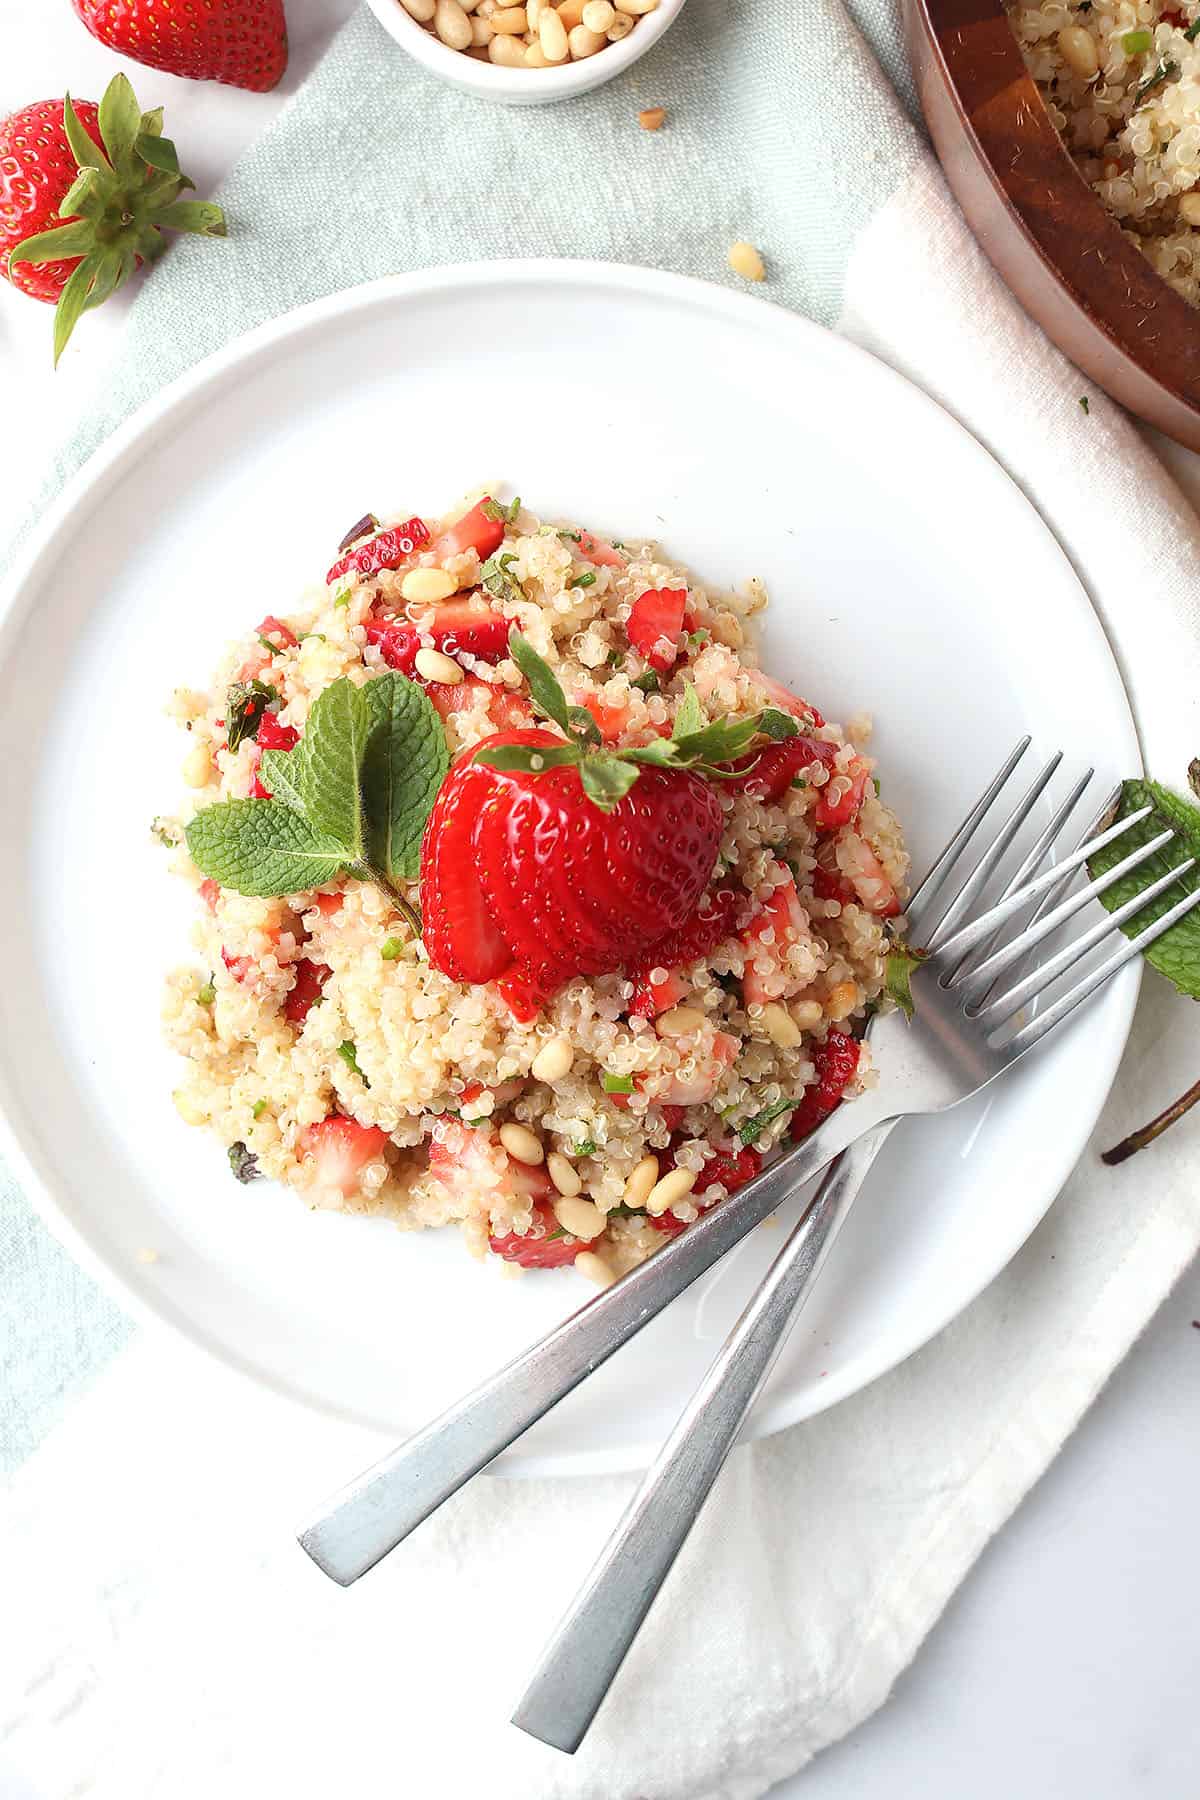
[905,0,1200,448]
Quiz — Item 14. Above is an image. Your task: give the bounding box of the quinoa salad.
[1010,0,1200,305]
[160,490,909,1287]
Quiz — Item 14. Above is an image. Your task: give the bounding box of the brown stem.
[1102,1074,1200,1165]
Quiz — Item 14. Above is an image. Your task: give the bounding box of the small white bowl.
[363,0,688,105]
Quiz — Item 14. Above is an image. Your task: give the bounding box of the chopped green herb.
[298,632,326,643]
[480,552,525,607]
[337,1040,367,1082]
[602,1072,635,1094]
[1185,15,1200,39]
[196,978,216,1006]
[569,571,597,589]
[885,943,926,1019]
[1134,56,1178,101]
[606,1202,644,1220]
[557,529,582,544]
[228,1141,261,1183]
[463,1114,487,1128]
[606,649,624,668]
[1080,395,1090,414]
[790,776,808,790]
[1123,27,1153,52]
[151,816,179,847]
[738,1096,798,1147]
[544,1226,568,1242]
[631,671,660,694]
[224,678,278,754]
[873,776,882,795]
[687,629,710,649]
[257,634,281,656]
[483,495,522,525]
[252,1098,268,1120]
[380,936,404,961]
[575,1137,599,1156]
[333,587,352,609]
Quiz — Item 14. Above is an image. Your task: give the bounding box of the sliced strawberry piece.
[312,891,343,918]
[489,1199,589,1268]
[626,587,687,673]
[367,596,510,674]
[257,712,299,752]
[429,501,504,564]
[815,760,870,832]
[284,959,331,1023]
[575,529,625,568]
[491,964,557,1023]
[423,677,533,732]
[420,739,533,985]
[789,1032,860,1140]
[326,518,429,586]
[720,736,835,803]
[835,833,901,917]
[582,696,632,744]
[221,948,252,983]
[630,968,688,1019]
[199,879,221,913]
[811,863,857,906]
[698,1145,763,1194]
[365,618,420,674]
[741,875,812,1006]
[257,615,298,651]
[298,1114,390,1198]
[754,672,825,729]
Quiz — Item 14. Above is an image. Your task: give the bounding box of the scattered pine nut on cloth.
[3,1,1200,1797]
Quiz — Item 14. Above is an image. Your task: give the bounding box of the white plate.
[0,262,1138,1476]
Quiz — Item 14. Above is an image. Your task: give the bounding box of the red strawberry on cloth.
[72,0,288,91]
[0,76,225,361]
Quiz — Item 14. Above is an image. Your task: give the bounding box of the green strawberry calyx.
[471,628,800,813]
[8,74,226,365]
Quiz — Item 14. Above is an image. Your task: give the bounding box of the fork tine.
[1001,881,1200,1054]
[948,768,1094,982]
[923,752,1061,951]
[905,738,1031,936]
[970,784,1121,979]
[934,803,1158,964]
[974,857,1197,1025]
[953,826,1177,1000]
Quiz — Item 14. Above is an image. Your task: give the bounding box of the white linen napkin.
[3,4,1199,1796]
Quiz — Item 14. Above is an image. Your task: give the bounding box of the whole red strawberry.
[420,630,806,1011]
[0,76,225,362]
[72,0,288,92]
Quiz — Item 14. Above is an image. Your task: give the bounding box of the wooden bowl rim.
[915,0,1200,414]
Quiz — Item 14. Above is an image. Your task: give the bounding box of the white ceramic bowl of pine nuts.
[363,0,688,104]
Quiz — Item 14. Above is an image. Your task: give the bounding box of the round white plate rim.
[0,259,1141,1476]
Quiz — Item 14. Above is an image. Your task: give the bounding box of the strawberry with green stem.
[1,74,225,363]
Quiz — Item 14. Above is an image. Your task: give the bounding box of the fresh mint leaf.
[286,677,369,857]
[186,800,347,896]
[1087,778,1200,998]
[739,1096,797,1147]
[225,679,277,754]
[257,748,308,814]
[672,682,705,740]
[361,672,450,882]
[508,630,571,733]
[756,707,801,743]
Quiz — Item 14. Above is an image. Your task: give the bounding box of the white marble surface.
[2,4,1198,1795]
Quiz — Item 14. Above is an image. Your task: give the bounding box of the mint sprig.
[185,671,447,935]
[471,630,799,814]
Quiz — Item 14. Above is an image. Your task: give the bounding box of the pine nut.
[606,11,634,35]
[728,240,766,282]
[489,31,527,61]
[582,0,614,26]
[401,565,456,604]
[499,1122,545,1164]
[414,647,464,685]
[547,1151,582,1197]
[554,1195,605,1240]
[1056,24,1098,79]
[761,1002,802,1047]
[1180,192,1200,226]
[614,0,655,13]
[490,6,528,30]
[527,0,545,24]
[656,1004,706,1037]
[645,1167,697,1216]
[471,13,493,39]
[568,22,605,53]
[525,41,550,63]
[182,742,213,788]
[400,0,436,18]
[531,1035,575,1082]
[434,0,473,44]
[638,106,666,130]
[623,1154,660,1209]
[539,7,569,58]
[575,1250,616,1288]
[556,0,585,25]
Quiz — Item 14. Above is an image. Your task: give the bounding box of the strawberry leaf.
[580,754,640,811]
[57,167,108,221]
[361,672,450,882]
[136,131,181,176]
[473,743,580,774]
[155,200,226,237]
[673,682,705,739]
[63,94,109,172]
[8,220,97,266]
[52,256,96,365]
[508,630,571,733]
[98,73,141,179]
[1086,777,1200,998]
[186,802,348,897]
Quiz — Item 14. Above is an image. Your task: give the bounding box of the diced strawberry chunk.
[423,678,533,733]
[658,1103,687,1132]
[221,947,252,984]
[811,864,857,906]
[626,587,688,673]
[697,1144,763,1195]
[754,672,825,729]
[256,712,299,752]
[789,1032,860,1140]
[365,618,420,674]
[199,879,221,913]
[366,597,510,674]
[630,968,688,1019]
[489,1199,590,1268]
[298,1114,390,1198]
[583,696,632,744]
[490,964,556,1023]
[650,1208,688,1239]
[721,736,835,803]
[815,760,870,832]
[656,1030,739,1106]
[575,529,625,568]
[740,875,812,1006]
[429,500,504,564]
[312,891,343,918]
[835,832,901,917]
[257,615,297,651]
[325,518,429,586]
[284,959,331,1023]
[236,654,272,683]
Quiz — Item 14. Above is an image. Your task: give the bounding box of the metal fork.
[298,745,1199,1616]
[509,748,1182,1751]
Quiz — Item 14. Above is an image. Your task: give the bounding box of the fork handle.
[297,1101,882,1586]
[511,1121,898,1755]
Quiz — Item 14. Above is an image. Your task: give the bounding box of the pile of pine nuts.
[400,0,659,69]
